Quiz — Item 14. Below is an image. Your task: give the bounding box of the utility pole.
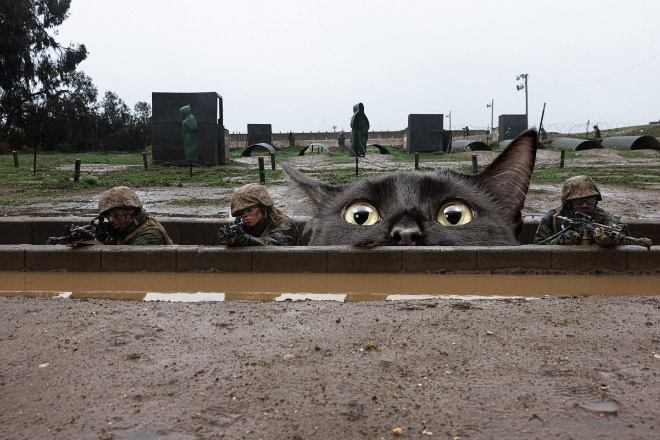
[516,74,529,128]
[486,99,494,144]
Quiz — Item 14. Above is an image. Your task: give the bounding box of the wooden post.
[142,151,148,170]
[560,150,565,168]
[258,156,265,183]
[12,150,18,168]
[74,158,81,182]
[471,154,478,174]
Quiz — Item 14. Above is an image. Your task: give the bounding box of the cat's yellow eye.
[344,201,380,226]
[436,201,473,226]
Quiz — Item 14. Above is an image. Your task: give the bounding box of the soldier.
[222,183,299,246]
[534,176,629,245]
[98,186,173,245]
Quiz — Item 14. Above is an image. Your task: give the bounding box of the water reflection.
[2,272,659,302]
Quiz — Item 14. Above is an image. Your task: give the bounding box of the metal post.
[490,99,494,143]
[524,75,528,128]
[270,152,276,170]
[355,156,359,177]
[142,151,148,170]
[74,158,81,182]
[12,150,18,168]
[560,150,565,168]
[471,154,478,174]
[415,152,419,170]
[258,156,265,183]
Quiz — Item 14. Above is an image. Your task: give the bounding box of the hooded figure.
[349,102,369,157]
[180,105,200,162]
[223,183,299,246]
[534,175,628,245]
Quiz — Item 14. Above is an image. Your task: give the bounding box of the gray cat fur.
[282,129,537,246]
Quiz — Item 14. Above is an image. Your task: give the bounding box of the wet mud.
[1,295,659,439]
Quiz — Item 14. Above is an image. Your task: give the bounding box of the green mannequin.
[180,105,200,162]
[349,102,369,157]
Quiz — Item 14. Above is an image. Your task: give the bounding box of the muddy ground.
[2,295,660,439]
[3,148,660,220]
[2,148,660,439]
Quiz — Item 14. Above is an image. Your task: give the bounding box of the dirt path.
[1,295,659,439]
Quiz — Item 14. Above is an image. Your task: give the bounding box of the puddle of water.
[144,292,225,302]
[2,272,660,302]
[577,401,619,414]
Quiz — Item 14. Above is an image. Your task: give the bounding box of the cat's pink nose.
[391,226,421,246]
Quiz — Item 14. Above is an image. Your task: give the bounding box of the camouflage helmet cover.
[98,186,143,214]
[230,183,274,217]
[561,175,602,203]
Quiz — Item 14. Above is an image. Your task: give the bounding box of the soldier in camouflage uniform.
[98,186,173,245]
[534,176,629,245]
[224,183,299,246]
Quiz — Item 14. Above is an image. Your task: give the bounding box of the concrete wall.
[0,218,658,274]
[2,217,659,247]
[0,244,657,274]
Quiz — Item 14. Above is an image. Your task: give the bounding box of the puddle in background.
[1,272,659,302]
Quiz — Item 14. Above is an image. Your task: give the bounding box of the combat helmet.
[98,186,143,214]
[561,175,602,204]
[230,183,274,217]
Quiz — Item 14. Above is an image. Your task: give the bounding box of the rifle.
[47,216,113,246]
[218,219,245,244]
[555,212,652,249]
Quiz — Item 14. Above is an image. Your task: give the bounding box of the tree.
[98,91,132,150]
[132,101,152,149]
[0,0,87,144]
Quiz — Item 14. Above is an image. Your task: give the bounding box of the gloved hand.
[591,227,618,246]
[225,224,250,246]
[558,229,583,245]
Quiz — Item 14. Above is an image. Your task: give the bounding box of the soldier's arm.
[534,217,560,245]
[242,220,299,246]
[131,229,168,246]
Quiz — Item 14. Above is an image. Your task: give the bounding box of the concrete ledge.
[327,247,402,273]
[0,217,31,244]
[0,245,26,271]
[626,246,660,271]
[1,244,659,274]
[176,246,252,272]
[177,219,223,245]
[25,245,101,272]
[253,247,327,273]
[550,246,628,272]
[401,247,478,273]
[101,246,176,272]
[2,217,660,246]
[478,246,552,272]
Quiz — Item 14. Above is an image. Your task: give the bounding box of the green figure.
[593,125,601,138]
[505,126,512,140]
[349,102,369,157]
[180,105,199,162]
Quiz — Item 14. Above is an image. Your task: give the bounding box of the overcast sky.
[57,0,660,134]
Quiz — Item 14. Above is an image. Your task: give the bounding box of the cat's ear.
[475,129,537,227]
[281,163,344,204]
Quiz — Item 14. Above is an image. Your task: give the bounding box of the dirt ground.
[2,148,660,220]
[2,148,660,439]
[1,295,660,439]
